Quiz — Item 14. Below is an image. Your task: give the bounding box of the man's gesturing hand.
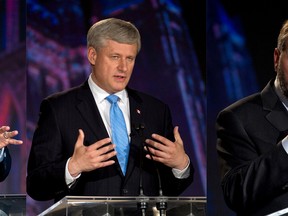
[145,126,189,170]
[68,129,117,177]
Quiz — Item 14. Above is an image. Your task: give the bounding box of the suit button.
[122,189,128,194]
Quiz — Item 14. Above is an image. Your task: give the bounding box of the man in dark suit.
[0,126,23,182]
[216,20,288,216]
[27,18,193,202]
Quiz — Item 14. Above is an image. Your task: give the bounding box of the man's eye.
[111,56,119,59]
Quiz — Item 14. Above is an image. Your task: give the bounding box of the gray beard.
[278,68,288,99]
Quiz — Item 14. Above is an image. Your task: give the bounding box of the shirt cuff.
[172,157,190,179]
[65,157,81,187]
[0,148,5,163]
[282,135,288,153]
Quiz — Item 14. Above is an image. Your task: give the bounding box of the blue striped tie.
[106,94,129,175]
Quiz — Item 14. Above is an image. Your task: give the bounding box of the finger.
[145,145,166,158]
[10,130,19,136]
[75,129,85,149]
[173,126,182,144]
[97,159,116,169]
[98,149,117,162]
[145,138,167,152]
[151,133,167,144]
[101,160,116,167]
[8,139,23,145]
[97,143,116,156]
[87,138,111,151]
[145,152,164,163]
[5,130,19,139]
[0,126,9,133]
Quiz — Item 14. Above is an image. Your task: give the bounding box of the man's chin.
[111,86,127,93]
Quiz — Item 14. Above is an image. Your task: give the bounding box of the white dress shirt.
[0,148,4,163]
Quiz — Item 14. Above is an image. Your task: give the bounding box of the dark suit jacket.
[216,79,288,216]
[0,147,11,182]
[27,81,193,201]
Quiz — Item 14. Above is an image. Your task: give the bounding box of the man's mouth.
[114,75,125,78]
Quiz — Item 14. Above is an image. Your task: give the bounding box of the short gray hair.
[87,18,141,53]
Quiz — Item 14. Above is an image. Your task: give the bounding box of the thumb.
[173,126,182,144]
[75,129,85,148]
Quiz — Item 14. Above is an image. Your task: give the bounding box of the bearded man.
[216,20,288,216]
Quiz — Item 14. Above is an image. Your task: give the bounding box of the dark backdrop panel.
[0,0,26,194]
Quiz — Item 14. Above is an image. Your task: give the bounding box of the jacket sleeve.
[216,109,288,213]
[27,99,69,201]
[158,103,194,196]
[0,147,11,182]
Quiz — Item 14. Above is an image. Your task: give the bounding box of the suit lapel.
[76,81,109,141]
[124,89,144,181]
[262,80,288,133]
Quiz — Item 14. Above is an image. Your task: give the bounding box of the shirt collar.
[274,77,288,110]
[88,74,128,104]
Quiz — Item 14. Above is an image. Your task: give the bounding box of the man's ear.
[87,47,97,65]
[274,48,280,71]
